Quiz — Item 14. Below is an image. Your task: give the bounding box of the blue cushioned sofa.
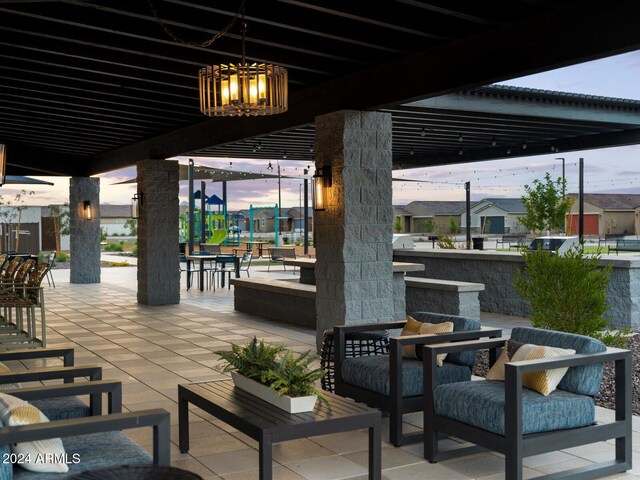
[334,312,501,446]
[423,327,632,480]
[0,380,170,479]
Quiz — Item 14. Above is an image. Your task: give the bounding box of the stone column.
[69,177,101,284]
[314,110,394,349]
[137,159,180,305]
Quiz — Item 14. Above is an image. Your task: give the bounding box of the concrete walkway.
[35,265,640,479]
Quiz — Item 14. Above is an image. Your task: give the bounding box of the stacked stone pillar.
[69,177,101,284]
[137,159,180,305]
[314,110,394,349]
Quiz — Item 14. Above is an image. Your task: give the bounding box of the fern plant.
[214,338,329,406]
[214,337,283,382]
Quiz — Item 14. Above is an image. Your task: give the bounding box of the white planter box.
[231,372,317,413]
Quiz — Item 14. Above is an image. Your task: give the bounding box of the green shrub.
[56,251,68,262]
[514,246,628,346]
[104,242,123,252]
[437,235,456,249]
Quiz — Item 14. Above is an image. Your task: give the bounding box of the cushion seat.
[13,431,152,480]
[342,355,471,397]
[433,380,595,435]
[32,396,89,421]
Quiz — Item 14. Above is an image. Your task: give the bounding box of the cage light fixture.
[198,9,288,117]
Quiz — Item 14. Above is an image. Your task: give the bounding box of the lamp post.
[556,157,566,233]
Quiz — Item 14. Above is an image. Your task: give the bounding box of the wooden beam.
[88,0,640,174]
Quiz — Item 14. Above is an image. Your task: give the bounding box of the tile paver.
[30,264,640,479]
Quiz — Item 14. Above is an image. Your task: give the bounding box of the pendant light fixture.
[199,6,288,117]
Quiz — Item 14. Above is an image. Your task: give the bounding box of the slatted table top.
[179,379,380,438]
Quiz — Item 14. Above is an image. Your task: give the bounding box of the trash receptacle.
[472,237,484,250]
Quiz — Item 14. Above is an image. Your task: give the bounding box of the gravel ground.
[472,334,640,415]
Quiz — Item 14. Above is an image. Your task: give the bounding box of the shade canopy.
[3,1,640,177]
[4,175,54,186]
[113,164,299,185]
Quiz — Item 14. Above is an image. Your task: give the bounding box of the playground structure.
[248,204,287,247]
[179,210,242,246]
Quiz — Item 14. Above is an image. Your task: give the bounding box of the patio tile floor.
[24,265,639,479]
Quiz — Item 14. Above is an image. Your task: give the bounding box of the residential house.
[101,204,135,235]
[460,198,527,235]
[394,201,469,234]
[567,193,640,236]
[287,207,314,233]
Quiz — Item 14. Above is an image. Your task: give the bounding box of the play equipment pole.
[188,159,195,254]
[303,170,309,255]
[200,181,206,247]
[222,180,228,232]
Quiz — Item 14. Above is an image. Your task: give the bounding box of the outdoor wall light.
[313,166,332,211]
[131,192,143,219]
[83,200,92,220]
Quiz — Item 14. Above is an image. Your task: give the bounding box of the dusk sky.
[12,50,640,210]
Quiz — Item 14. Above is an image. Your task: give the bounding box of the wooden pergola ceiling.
[1,0,640,177]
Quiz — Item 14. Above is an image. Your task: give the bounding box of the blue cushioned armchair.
[0,379,169,479]
[334,312,501,446]
[423,327,632,480]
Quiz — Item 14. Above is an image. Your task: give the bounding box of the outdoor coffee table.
[179,379,381,480]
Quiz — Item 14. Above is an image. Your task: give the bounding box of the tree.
[393,217,402,233]
[448,216,459,235]
[519,172,570,237]
[49,204,70,254]
[0,190,35,251]
[423,219,435,233]
[124,218,138,236]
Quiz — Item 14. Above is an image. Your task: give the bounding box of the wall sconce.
[131,192,143,219]
[83,200,92,220]
[313,166,332,211]
[0,144,6,187]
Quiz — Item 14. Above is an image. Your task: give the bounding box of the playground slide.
[209,229,227,245]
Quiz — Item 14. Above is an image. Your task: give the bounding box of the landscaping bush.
[56,251,68,262]
[104,242,124,252]
[514,246,628,346]
[436,235,456,249]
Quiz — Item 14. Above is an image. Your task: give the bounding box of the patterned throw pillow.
[511,344,576,396]
[486,339,524,381]
[0,361,23,390]
[0,392,69,473]
[400,316,453,366]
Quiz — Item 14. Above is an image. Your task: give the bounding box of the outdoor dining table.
[242,241,270,257]
[185,254,240,292]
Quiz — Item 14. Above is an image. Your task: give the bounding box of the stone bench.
[405,277,484,319]
[230,278,317,327]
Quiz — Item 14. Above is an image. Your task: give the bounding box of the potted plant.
[214,338,328,413]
